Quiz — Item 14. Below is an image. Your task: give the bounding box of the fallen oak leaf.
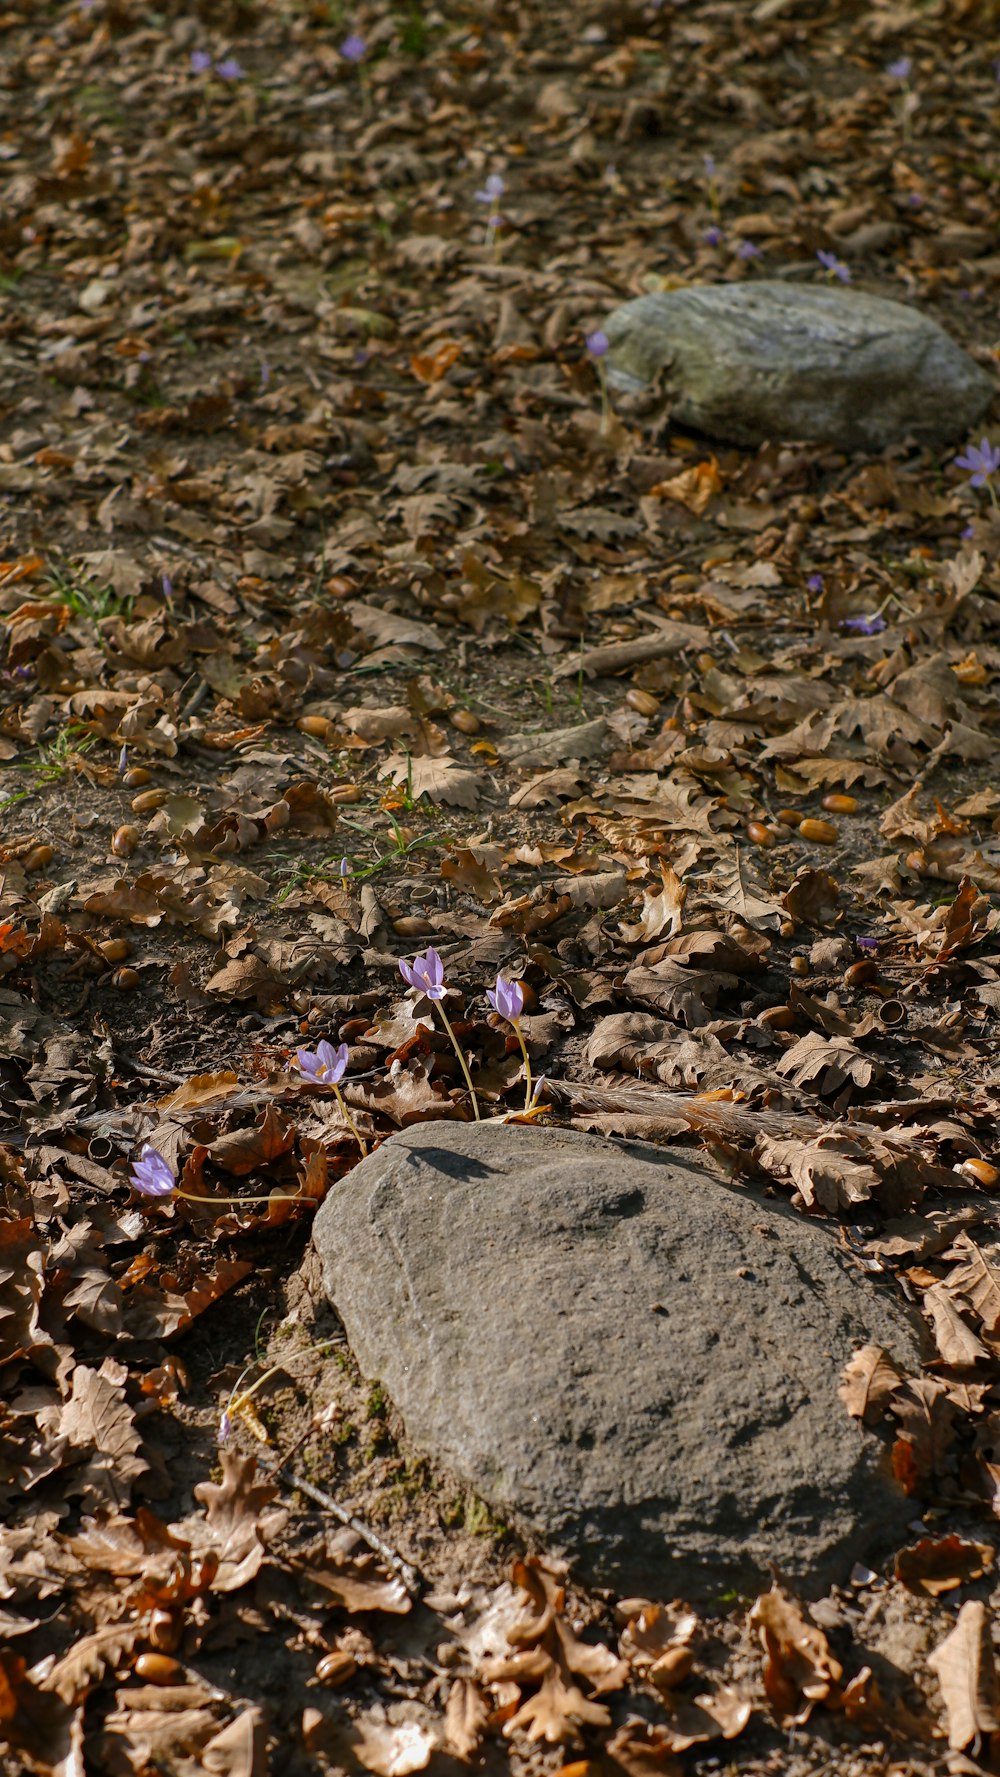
[839,1345,907,1427]
[443,1677,490,1762]
[379,752,481,808]
[928,1599,1000,1751]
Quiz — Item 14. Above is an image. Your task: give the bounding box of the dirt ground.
[4,0,1000,1772]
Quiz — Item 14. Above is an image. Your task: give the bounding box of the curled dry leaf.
[749,1583,842,1722]
[928,1599,1000,1751]
[896,1533,995,1596]
[346,1710,440,1777]
[443,1676,490,1762]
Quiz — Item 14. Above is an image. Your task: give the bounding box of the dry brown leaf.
[156,1071,241,1111]
[443,1677,490,1761]
[928,1599,1000,1750]
[923,1283,990,1367]
[944,1234,1000,1334]
[838,1345,906,1427]
[379,751,481,808]
[191,1453,286,1592]
[347,1711,439,1775]
[57,1358,148,1512]
[896,1534,995,1596]
[749,1583,842,1722]
[619,862,686,945]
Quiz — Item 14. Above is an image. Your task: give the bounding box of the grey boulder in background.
[603,281,993,451]
[312,1120,924,1598]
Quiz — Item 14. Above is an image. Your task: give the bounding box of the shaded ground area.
[3,0,1000,1771]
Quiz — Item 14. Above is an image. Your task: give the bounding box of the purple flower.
[887,56,912,80]
[703,225,722,246]
[840,613,887,635]
[806,573,824,593]
[955,437,1000,488]
[586,329,609,358]
[856,937,879,951]
[191,49,212,73]
[131,1144,175,1198]
[737,239,760,260]
[487,975,525,1023]
[399,948,446,1000]
[161,573,173,600]
[340,32,366,62]
[703,154,717,178]
[817,248,850,283]
[215,56,245,80]
[118,744,128,774]
[294,1040,348,1084]
[218,1410,232,1444]
[338,857,352,877]
[474,173,505,205]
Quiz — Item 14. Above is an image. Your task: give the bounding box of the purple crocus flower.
[703,225,722,246]
[474,173,504,205]
[737,240,760,260]
[218,1410,232,1444]
[887,55,912,80]
[118,744,129,774]
[215,56,245,80]
[806,573,824,594]
[856,937,879,951]
[191,49,212,73]
[399,948,446,1000]
[131,1145,175,1198]
[955,438,1000,487]
[817,248,850,283]
[487,975,525,1023]
[586,329,609,358]
[340,32,366,62]
[840,613,887,635]
[294,1040,348,1084]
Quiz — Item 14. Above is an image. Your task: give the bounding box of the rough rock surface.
[602,281,993,450]
[312,1121,924,1597]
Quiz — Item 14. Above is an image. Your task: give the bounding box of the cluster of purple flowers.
[190,50,244,80]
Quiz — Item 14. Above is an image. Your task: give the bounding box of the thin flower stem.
[435,1002,482,1121]
[596,359,610,434]
[332,1082,368,1156]
[173,1187,311,1207]
[512,1018,533,1114]
[227,1340,337,1423]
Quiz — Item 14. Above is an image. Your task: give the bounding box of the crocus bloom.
[955,438,1000,487]
[399,949,446,1000]
[294,1040,348,1084]
[887,56,912,79]
[703,225,722,246]
[586,329,609,358]
[475,173,504,204]
[737,240,760,260]
[840,613,887,635]
[218,1411,232,1444]
[215,56,244,79]
[118,745,128,774]
[487,975,525,1023]
[191,49,212,72]
[340,33,366,61]
[817,248,850,282]
[131,1145,175,1198]
[806,573,824,593]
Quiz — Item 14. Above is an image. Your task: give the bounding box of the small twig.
[255,1448,423,1598]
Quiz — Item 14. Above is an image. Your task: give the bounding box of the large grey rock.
[603,281,993,450]
[312,1122,924,1598]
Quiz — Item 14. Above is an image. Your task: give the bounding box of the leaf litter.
[3,0,1000,1771]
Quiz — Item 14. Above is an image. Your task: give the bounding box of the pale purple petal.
[131,1144,175,1198]
[586,329,609,359]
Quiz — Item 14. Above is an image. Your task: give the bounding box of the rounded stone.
[312,1121,924,1598]
[602,281,993,451]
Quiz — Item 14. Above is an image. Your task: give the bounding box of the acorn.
[297,715,334,740]
[134,1653,183,1685]
[844,959,879,987]
[746,820,775,847]
[123,766,152,788]
[650,1647,694,1692]
[790,956,810,977]
[23,844,54,871]
[330,783,362,804]
[315,1650,358,1687]
[956,1157,1000,1187]
[131,788,169,813]
[758,1005,796,1030]
[625,688,660,717]
[451,708,481,734]
[393,915,435,938]
[798,818,838,844]
[99,937,132,964]
[112,967,140,991]
[822,793,858,814]
[111,824,140,856]
[775,809,801,828]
